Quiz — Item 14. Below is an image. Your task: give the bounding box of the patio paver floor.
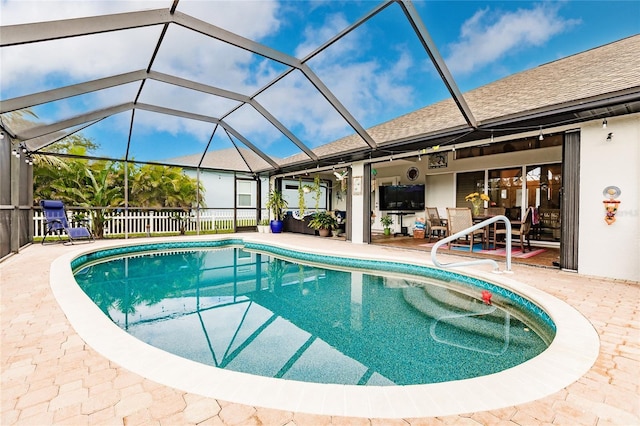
[1,234,638,425]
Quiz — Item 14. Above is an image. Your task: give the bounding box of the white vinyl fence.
[33,208,264,238]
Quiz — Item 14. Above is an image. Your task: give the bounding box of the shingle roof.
[466,34,640,122]
[281,34,640,166]
[168,147,277,173]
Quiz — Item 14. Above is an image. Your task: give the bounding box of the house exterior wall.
[578,113,639,281]
[350,163,366,244]
[196,171,235,208]
[184,170,269,212]
[425,173,454,219]
[354,114,639,282]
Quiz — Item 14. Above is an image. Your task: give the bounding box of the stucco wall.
[361,114,639,281]
[578,113,640,282]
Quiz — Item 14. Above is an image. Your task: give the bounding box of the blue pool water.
[72,241,555,386]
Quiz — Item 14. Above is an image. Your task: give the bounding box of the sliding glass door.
[526,164,562,242]
[457,164,562,242]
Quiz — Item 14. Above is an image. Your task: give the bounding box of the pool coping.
[49,235,600,419]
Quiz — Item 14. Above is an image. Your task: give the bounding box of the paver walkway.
[2,235,638,425]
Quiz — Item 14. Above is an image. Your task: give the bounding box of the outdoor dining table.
[473,216,521,250]
[473,216,522,250]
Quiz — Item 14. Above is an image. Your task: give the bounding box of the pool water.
[73,246,554,386]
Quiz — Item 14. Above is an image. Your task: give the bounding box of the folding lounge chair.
[40,200,94,245]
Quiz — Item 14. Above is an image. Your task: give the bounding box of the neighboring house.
[168,147,270,210]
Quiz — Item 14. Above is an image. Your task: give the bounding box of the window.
[526,164,562,241]
[525,164,562,210]
[456,171,484,207]
[236,181,254,208]
[455,134,562,159]
[487,168,522,215]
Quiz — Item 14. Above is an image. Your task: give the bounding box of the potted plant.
[297,177,312,219]
[266,189,288,233]
[257,218,270,233]
[312,175,322,211]
[308,211,337,237]
[465,192,490,217]
[381,214,394,236]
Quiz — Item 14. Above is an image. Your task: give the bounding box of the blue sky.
[1,0,639,164]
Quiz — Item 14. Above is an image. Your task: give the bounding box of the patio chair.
[446,207,484,251]
[40,200,94,245]
[426,207,447,242]
[485,207,505,217]
[494,207,533,252]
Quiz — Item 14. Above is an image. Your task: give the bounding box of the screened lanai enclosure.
[2,1,639,261]
[3,0,481,257]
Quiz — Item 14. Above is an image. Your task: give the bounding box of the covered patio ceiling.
[2,1,639,176]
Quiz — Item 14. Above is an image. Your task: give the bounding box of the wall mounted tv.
[379,184,425,211]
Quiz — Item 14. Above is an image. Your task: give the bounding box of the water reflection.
[74,247,549,385]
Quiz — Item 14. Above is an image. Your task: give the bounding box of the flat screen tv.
[379,184,425,211]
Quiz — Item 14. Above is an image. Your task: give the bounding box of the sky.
[1,0,639,165]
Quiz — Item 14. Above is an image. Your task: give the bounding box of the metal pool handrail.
[431,214,513,273]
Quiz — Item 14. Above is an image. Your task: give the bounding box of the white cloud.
[445,4,580,75]
[284,12,419,143]
[0,1,423,157]
[1,0,284,142]
[295,13,352,59]
[0,0,169,25]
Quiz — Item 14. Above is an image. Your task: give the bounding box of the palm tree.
[33,134,204,237]
[130,164,204,209]
[60,163,124,238]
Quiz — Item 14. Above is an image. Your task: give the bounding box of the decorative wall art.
[428,152,447,169]
[406,166,420,181]
[602,185,621,225]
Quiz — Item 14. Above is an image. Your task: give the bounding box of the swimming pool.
[50,235,599,418]
[71,243,554,386]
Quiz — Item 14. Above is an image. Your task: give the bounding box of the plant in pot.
[297,177,312,219]
[381,214,394,236]
[257,218,270,233]
[266,189,288,233]
[308,211,337,237]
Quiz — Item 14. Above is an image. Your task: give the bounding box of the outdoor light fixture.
[606,132,613,142]
[602,118,607,129]
[538,126,544,140]
[490,132,494,142]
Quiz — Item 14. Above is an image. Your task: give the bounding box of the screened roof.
[2,1,639,176]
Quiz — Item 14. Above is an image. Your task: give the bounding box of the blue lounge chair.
[40,200,94,245]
